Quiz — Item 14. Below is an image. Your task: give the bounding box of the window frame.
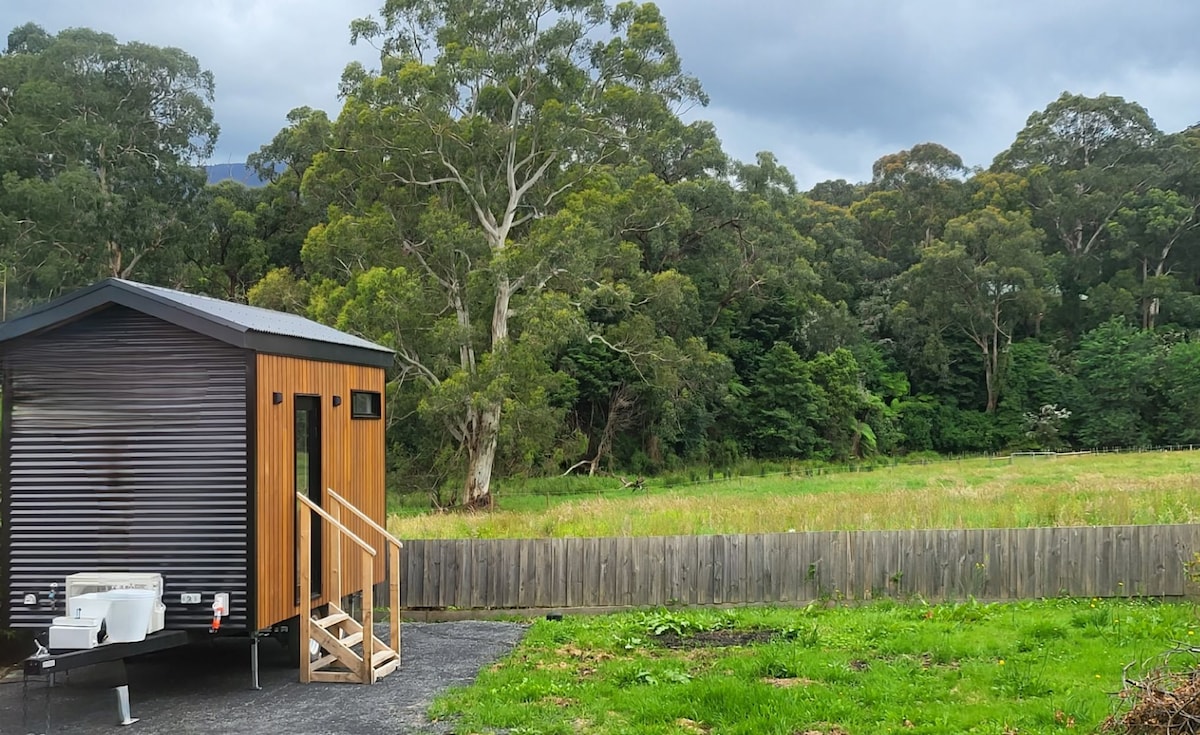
[350,390,382,420]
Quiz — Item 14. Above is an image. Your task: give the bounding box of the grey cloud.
[657,0,1200,182]
[7,0,377,159]
[6,0,1200,187]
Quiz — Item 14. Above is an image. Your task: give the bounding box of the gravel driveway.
[0,621,528,734]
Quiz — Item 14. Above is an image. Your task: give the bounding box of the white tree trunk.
[463,402,501,507]
[460,275,513,505]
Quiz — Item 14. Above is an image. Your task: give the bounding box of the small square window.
[350,390,382,419]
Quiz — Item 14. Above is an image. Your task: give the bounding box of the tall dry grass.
[387,451,1200,539]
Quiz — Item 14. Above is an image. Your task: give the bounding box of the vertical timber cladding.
[254,354,386,630]
[4,307,249,629]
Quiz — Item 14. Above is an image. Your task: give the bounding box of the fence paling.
[401,524,1200,610]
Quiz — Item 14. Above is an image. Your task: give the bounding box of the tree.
[808,347,870,458]
[993,92,1162,333]
[247,106,335,271]
[851,143,967,271]
[1071,319,1157,447]
[994,339,1074,445]
[179,181,270,299]
[807,179,861,208]
[1107,187,1200,328]
[900,207,1052,412]
[310,0,707,506]
[740,343,825,458]
[0,24,218,303]
[1152,339,1200,445]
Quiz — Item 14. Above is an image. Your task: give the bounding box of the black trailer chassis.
[21,630,189,727]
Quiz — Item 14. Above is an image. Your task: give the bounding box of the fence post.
[361,548,374,683]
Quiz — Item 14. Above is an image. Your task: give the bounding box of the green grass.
[429,598,1200,734]
[389,451,1200,539]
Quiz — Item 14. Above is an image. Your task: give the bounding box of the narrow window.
[294,395,322,600]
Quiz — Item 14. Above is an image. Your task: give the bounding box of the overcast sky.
[7,1,1200,188]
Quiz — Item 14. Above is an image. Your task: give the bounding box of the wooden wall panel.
[254,354,386,629]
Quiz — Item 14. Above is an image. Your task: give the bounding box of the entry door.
[295,395,322,600]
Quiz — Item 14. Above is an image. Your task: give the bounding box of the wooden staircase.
[297,489,403,684]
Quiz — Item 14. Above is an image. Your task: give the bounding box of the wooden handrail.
[327,487,403,663]
[297,490,401,684]
[327,489,403,549]
[297,493,376,557]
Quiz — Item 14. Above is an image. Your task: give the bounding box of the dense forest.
[2,2,1199,506]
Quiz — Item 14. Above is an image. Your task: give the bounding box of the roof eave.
[0,279,394,368]
[247,332,395,369]
[0,280,252,349]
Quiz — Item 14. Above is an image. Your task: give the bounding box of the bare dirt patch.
[763,676,819,688]
[676,717,711,733]
[556,643,615,662]
[654,628,777,649]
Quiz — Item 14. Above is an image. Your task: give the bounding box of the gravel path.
[0,621,528,734]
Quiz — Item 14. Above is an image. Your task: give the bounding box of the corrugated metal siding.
[255,354,385,630]
[3,306,249,629]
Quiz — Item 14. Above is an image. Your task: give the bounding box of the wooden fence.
[399,524,1200,610]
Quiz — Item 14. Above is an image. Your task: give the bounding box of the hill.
[204,162,266,187]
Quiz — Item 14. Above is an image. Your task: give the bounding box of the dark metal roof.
[0,278,394,368]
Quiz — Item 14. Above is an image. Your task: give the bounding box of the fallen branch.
[619,475,645,492]
[1104,646,1200,734]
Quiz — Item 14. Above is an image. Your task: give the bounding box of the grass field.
[429,598,1199,734]
[388,451,1200,540]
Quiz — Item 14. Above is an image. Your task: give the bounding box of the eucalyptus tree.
[307,0,707,505]
[993,92,1162,333]
[1108,186,1199,329]
[179,181,269,299]
[1119,126,1200,329]
[0,23,218,304]
[900,207,1052,412]
[850,143,968,272]
[247,106,336,271]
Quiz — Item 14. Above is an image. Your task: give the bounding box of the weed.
[1071,604,1112,630]
[941,598,994,623]
[774,623,820,647]
[994,655,1054,700]
[635,609,733,638]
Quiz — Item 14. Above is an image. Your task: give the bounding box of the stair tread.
[314,612,350,628]
[374,658,401,680]
[371,648,398,666]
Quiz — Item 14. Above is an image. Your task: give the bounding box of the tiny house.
[0,278,393,637]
